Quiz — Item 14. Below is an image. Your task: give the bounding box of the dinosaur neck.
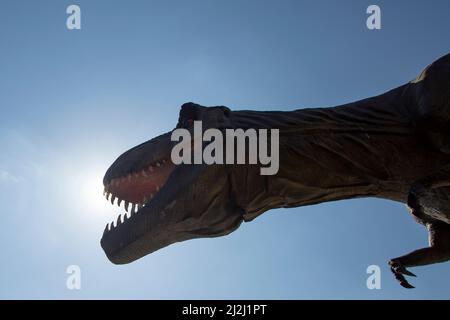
[229,85,412,134]
[229,85,420,222]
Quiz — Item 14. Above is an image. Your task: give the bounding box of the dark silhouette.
[101,54,450,288]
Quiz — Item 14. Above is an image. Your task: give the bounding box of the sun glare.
[77,169,113,223]
[82,174,106,210]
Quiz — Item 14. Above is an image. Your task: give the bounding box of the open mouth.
[102,158,175,233]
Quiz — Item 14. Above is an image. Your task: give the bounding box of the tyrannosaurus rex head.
[100,103,246,264]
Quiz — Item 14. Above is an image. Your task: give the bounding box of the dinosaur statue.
[101,53,450,288]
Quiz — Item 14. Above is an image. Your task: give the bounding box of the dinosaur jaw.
[100,130,179,263]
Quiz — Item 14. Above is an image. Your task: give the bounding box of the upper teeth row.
[106,159,168,186]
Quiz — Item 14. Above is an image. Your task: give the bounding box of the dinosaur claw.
[402,269,417,277]
[389,261,417,289]
[393,265,417,277]
[393,272,415,288]
[400,281,415,289]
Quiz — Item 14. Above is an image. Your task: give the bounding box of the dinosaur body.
[228,94,449,222]
[101,53,450,288]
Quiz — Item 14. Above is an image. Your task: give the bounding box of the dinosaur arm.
[392,163,450,288]
[389,222,450,288]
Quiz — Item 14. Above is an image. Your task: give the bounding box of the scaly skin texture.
[101,53,450,288]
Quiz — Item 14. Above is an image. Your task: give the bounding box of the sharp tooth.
[125,201,130,212]
[156,186,160,192]
[118,199,122,207]
[106,192,111,201]
[142,170,148,177]
[111,195,116,205]
[148,166,154,172]
[108,222,113,231]
[156,162,161,167]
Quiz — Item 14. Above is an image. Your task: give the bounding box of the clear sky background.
[1,0,450,299]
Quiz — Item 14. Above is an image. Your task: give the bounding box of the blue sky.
[1,0,450,299]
